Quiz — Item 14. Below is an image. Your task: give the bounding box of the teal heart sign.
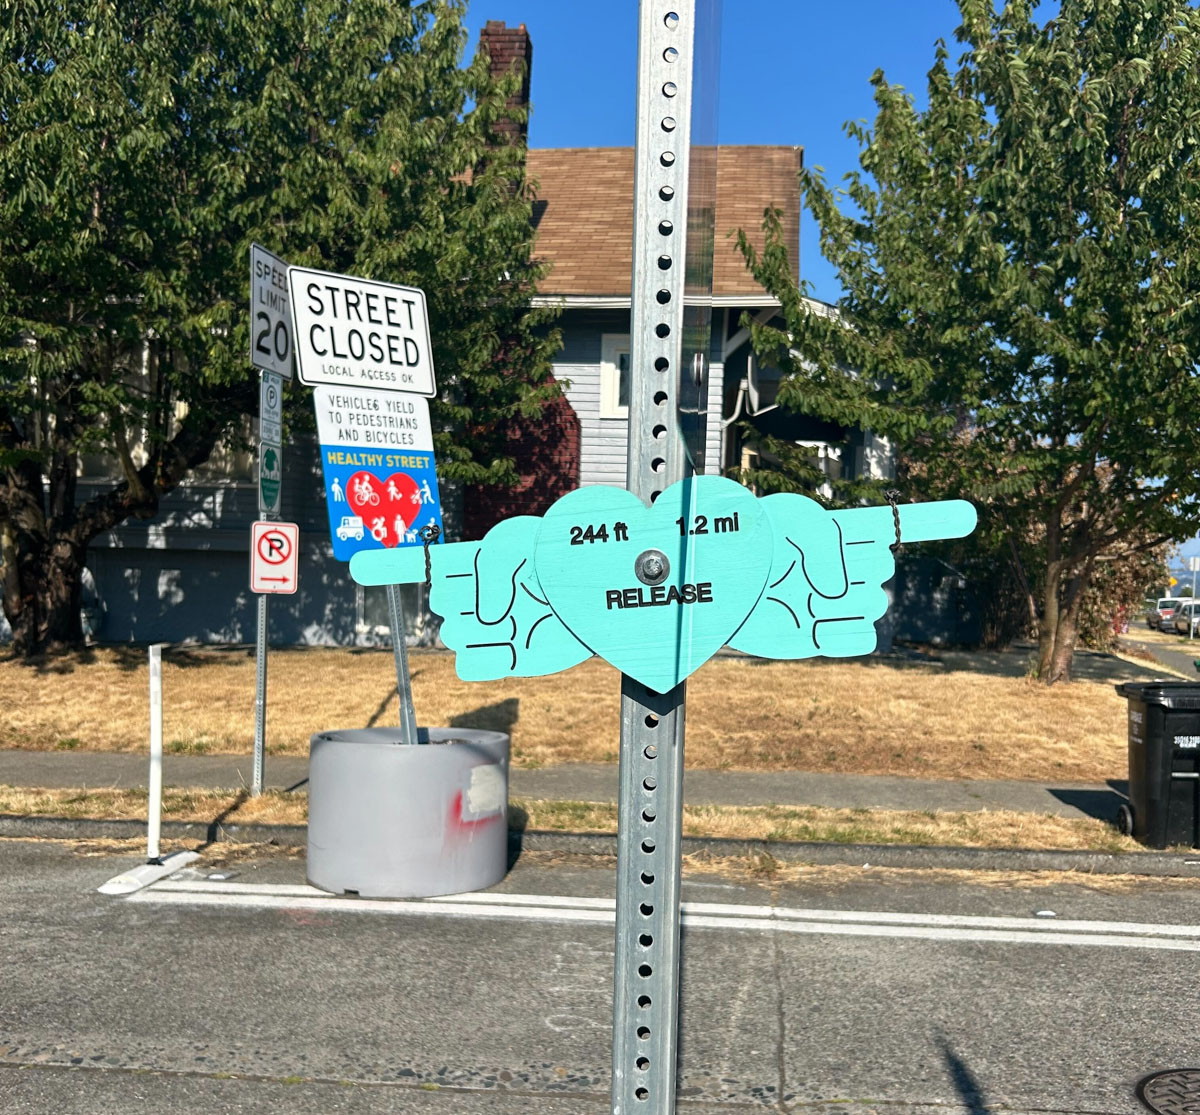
[533,476,771,692]
[349,478,977,689]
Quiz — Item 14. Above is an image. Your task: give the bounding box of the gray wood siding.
[554,356,726,486]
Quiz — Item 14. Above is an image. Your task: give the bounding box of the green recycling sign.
[259,444,282,514]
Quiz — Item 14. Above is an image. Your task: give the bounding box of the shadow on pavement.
[938,1037,989,1115]
[1048,786,1127,822]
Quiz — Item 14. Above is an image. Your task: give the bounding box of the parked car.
[1174,601,1200,636]
[1149,597,1186,629]
[1158,600,1189,632]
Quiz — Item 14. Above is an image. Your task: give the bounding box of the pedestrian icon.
[329,476,344,503]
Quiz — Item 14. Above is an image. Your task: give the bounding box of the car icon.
[336,515,365,542]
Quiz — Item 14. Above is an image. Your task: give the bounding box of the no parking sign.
[250,521,299,594]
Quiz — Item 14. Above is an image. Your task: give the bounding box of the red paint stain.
[447,789,504,839]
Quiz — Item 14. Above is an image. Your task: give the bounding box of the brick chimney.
[478,21,532,146]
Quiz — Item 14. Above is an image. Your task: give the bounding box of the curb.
[4,813,1200,878]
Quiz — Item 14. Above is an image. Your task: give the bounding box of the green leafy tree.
[740,0,1200,683]
[0,0,557,656]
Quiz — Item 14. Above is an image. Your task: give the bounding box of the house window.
[600,334,631,418]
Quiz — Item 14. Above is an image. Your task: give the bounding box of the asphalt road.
[3,838,1200,1114]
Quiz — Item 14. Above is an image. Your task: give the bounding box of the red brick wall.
[462,394,580,539]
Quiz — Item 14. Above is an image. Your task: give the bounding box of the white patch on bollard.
[463,764,506,819]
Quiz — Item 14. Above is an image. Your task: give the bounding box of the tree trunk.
[1044,607,1080,685]
[1037,557,1094,686]
[1036,559,1061,678]
[2,454,87,656]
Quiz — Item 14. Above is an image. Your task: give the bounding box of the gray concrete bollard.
[307,727,509,898]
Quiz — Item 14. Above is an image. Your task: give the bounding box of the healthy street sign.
[313,385,442,562]
[250,244,293,379]
[287,266,436,397]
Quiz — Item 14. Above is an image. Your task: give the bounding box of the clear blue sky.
[463,0,970,304]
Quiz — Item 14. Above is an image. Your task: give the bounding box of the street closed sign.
[287,266,436,397]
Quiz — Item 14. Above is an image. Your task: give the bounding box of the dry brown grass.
[515,799,1137,853]
[1124,625,1192,646]
[0,786,303,824]
[0,646,1134,782]
[0,786,1143,853]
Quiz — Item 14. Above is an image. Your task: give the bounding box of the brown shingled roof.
[526,145,801,299]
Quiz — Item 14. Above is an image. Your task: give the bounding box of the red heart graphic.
[345,471,421,547]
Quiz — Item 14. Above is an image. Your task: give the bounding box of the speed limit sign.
[251,243,293,379]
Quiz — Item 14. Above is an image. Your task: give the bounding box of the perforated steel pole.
[611,4,701,1111]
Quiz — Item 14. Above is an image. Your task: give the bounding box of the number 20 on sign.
[251,243,293,379]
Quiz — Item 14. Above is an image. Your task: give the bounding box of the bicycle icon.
[352,477,380,507]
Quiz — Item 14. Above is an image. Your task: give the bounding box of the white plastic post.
[148,643,164,862]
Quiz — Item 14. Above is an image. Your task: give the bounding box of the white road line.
[129,890,614,925]
[151,881,1200,938]
[127,883,1200,951]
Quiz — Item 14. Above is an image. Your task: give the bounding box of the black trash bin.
[1114,682,1200,848]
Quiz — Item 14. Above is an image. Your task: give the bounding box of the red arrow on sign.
[259,576,290,584]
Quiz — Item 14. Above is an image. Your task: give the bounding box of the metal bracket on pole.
[612,3,715,1111]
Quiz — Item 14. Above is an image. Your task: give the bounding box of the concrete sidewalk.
[0,748,1126,823]
[1119,630,1200,679]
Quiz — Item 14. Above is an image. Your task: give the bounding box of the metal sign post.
[253,365,286,798]
[253,596,268,796]
[612,3,720,1111]
[249,521,299,795]
[147,644,164,862]
[1189,557,1200,638]
[387,585,420,742]
[251,240,293,798]
[345,6,974,1107]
